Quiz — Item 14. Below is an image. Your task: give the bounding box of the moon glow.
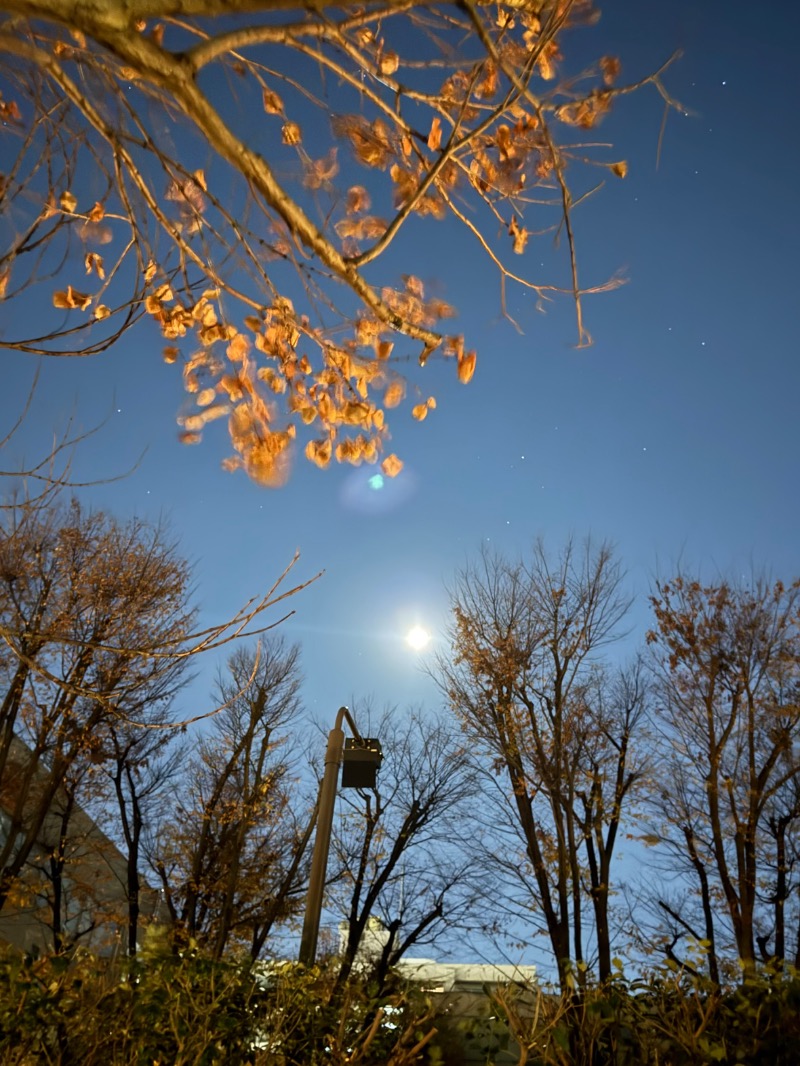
[406,625,431,651]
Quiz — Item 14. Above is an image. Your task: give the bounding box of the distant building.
[0,735,158,956]
[338,918,538,1064]
[338,917,536,989]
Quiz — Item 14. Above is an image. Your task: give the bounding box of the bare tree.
[103,716,185,955]
[328,705,481,991]
[155,639,314,959]
[646,573,800,978]
[436,539,645,988]
[0,0,679,484]
[20,758,105,953]
[0,496,194,913]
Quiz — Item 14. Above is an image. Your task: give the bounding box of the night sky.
[2,0,798,739]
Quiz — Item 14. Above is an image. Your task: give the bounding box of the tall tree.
[0,1,678,483]
[156,640,313,959]
[0,496,193,914]
[104,717,184,955]
[647,573,800,977]
[328,705,480,991]
[437,539,645,987]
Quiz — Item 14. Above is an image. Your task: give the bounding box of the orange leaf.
[282,121,302,146]
[427,117,442,152]
[305,439,332,469]
[304,148,339,190]
[508,215,529,254]
[52,286,91,310]
[346,186,371,213]
[601,56,621,86]
[412,403,428,422]
[381,454,403,478]
[262,87,284,115]
[611,160,628,178]
[383,381,405,408]
[84,252,105,278]
[379,49,399,76]
[457,351,476,384]
[226,333,250,362]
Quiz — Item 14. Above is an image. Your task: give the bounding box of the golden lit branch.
[0,0,678,482]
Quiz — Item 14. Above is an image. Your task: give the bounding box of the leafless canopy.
[0,0,678,483]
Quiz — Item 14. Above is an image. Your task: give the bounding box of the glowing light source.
[406,625,431,650]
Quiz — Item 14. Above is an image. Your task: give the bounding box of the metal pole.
[298,707,347,967]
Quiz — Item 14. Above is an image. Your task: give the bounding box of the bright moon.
[406,625,431,651]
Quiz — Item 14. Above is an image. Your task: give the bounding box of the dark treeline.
[1,495,799,1064]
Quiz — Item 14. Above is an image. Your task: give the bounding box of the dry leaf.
[383,381,405,408]
[52,286,91,310]
[611,160,628,178]
[305,438,332,469]
[84,252,105,279]
[304,149,338,189]
[94,304,110,320]
[346,186,371,214]
[282,121,302,146]
[0,97,22,123]
[537,42,560,80]
[335,216,387,240]
[202,404,228,424]
[381,454,403,478]
[412,403,428,422]
[509,215,529,254]
[226,333,250,362]
[457,351,477,384]
[262,86,284,115]
[379,49,399,76]
[163,346,180,364]
[60,191,77,212]
[601,56,621,85]
[427,117,442,152]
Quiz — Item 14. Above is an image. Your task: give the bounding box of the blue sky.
[3,0,798,717]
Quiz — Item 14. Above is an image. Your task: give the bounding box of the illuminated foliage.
[0,0,678,484]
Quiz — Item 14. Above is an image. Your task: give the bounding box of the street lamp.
[298,706,382,967]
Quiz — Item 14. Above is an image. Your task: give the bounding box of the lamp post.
[298,706,382,967]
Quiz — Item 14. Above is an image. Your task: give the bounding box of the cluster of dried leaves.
[0,0,678,484]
